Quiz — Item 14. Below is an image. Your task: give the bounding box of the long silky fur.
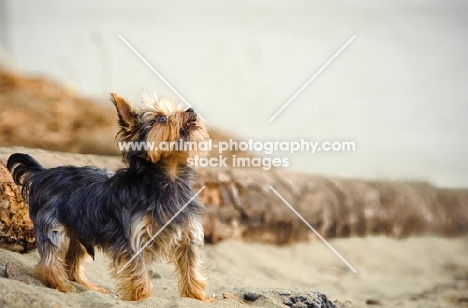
[7,153,203,260]
[6,92,209,301]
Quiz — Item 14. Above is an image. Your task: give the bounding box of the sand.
[1,237,467,308]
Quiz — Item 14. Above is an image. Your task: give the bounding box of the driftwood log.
[1,147,467,252]
[1,69,466,253]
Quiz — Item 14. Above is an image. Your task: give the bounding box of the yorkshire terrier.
[7,93,210,301]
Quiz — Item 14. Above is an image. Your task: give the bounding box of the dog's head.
[111,93,209,164]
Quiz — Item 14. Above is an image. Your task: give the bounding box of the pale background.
[1,0,467,187]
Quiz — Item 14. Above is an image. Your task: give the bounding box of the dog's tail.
[7,153,44,195]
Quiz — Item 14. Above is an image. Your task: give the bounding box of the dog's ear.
[111,93,134,125]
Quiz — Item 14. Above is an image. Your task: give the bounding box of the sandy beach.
[1,2,468,306]
[0,72,466,307]
[1,237,467,308]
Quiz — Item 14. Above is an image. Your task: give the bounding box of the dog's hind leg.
[65,236,106,293]
[172,220,207,300]
[34,224,75,293]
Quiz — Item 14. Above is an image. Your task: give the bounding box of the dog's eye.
[157,116,167,123]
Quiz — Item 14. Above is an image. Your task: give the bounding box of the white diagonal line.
[117,186,206,274]
[118,34,207,122]
[268,186,357,274]
[268,35,356,122]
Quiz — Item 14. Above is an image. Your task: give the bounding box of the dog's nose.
[186,108,194,113]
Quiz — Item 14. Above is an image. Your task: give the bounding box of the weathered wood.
[0,162,34,252]
[0,70,118,155]
[0,147,125,252]
[0,69,467,251]
[1,147,467,252]
[197,168,468,244]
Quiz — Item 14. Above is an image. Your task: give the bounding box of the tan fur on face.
[143,97,209,163]
[112,93,210,168]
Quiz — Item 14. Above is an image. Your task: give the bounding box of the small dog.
[7,93,210,301]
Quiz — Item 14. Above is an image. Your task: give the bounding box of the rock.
[317,292,337,308]
[4,262,29,284]
[148,269,162,279]
[281,291,337,308]
[296,294,308,302]
[365,299,381,305]
[279,290,292,296]
[243,291,261,301]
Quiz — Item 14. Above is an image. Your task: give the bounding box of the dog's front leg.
[112,253,153,301]
[172,220,207,300]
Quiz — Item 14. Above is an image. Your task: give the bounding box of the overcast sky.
[2,0,468,187]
